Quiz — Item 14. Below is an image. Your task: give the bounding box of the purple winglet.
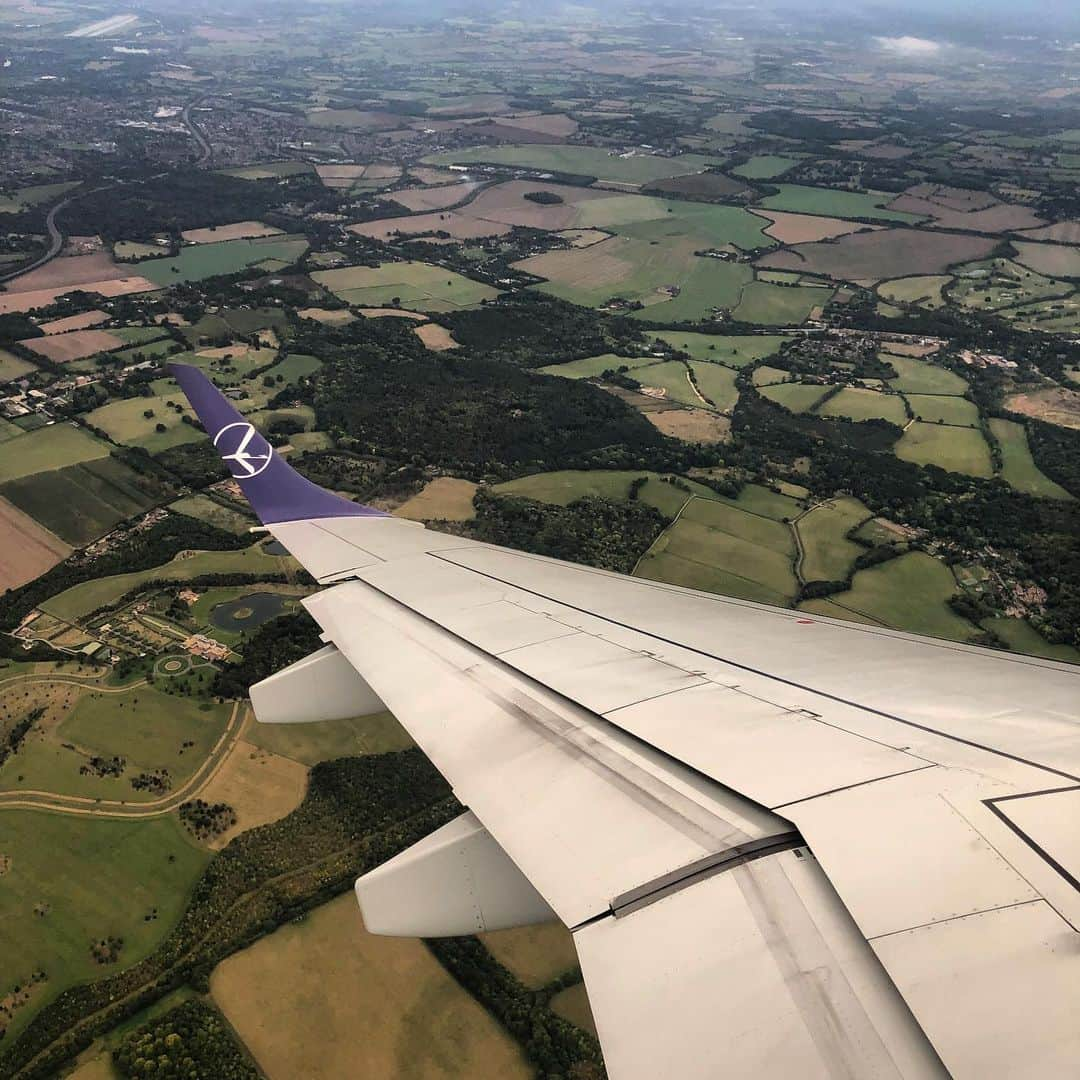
[169,363,386,525]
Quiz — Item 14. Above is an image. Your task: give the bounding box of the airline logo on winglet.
[213,421,273,478]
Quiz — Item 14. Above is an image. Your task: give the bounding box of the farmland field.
[989,418,1073,499]
[758,381,832,413]
[245,710,412,765]
[0,811,208,1043]
[905,394,980,427]
[754,185,927,223]
[21,329,125,363]
[137,236,309,286]
[795,497,870,583]
[180,221,283,244]
[732,280,830,324]
[635,360,703,407]
[690,361,739,411]
[751,210,883,244]
[894,422,993,477]
[0,423,109,483]
[425,145,724,184]
[884,355,969,396]
[0,180,79,213]
[84,378,201,451]
[878,275,953,308]
[815,387,907,424]
[217,161,312,180]
[169,493,255,533]
[0,496,71,590]
[480,922,578,989]
[0,348,37,380]
[759,230,997,283]
[817,551,976,641]
[731,155,800,179]
[981,617,1080,663]
[648,332,789,367]
[312,262,500,311]
[538,353,656,379]
[396,477,479,520]
[210,893,532,1080]
[1,456,174,545]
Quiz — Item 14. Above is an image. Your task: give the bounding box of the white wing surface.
[173,364,1080,1080]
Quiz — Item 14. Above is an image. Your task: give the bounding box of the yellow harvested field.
[349,211,510,242]
[37,310,110,334]
[1004,387,1080,431]
[211,893,532,1080]
[396,477,478,521]
[195,735,309,850]
[880,340,941,357]
[0,276,156,314]
[382,181,481,211]
[489,112,579,137]
[480,922,579,988]
[315,164,367,180]
[750,210,883,244]
[297,307,357,325]
[21,329,124,363]
[550,984,598,1038]
[180,221,283,243]
[414,323,459,351]
[0,496,71,591]
[646,407,731,443]
[357,307,427,320]
[557,228,612,247]
[8,250,126,291]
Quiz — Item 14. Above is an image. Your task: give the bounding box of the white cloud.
[874,36,943,56]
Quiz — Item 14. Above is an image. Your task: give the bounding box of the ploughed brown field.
[750,209,884,244]
[0,496,71,591]
[37,310,110,334]
[380,181,481,212]
[20,328,124,363]
[757,229,998,284]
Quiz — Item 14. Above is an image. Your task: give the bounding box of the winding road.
[0,671,246,818]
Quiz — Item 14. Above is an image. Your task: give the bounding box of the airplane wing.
[172,363,1080,1080]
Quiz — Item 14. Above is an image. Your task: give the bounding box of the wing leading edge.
[173,363,1080,1080]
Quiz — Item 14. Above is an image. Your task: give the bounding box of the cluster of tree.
[179,800,238,841]
[0,707,43,767]
[59,170,323,239]
[212,611,323,699]
[426,937,605,1079]
[470,490,668,574]
[439,292,644,367]
[312,343,667,478]
[1,752,459,1078]
[113,999,258,1080]
[1026,419,1080,498]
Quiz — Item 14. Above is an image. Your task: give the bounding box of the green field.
[0,348,38,381]
[0,180,80,213]
[752,365,790,386]
[815,387,908,424]
[217,161,313,180]
[989,418,1073,499]
[884,354,969,396]
[634,361,702,407]
[754,185,925,223]
[537,353,657,380]
[425,145,725,184]
[41,543,290,622]
[169,493,255,533]
[84,379,202,452]
[649,332,789,367]
[758,381,832,413]
[795,497,870,583]
[0,457,173,545]
[731,156,801,180]
[137,236,309,286]
[312,262,501,311]
[0,687,229,803]
[612,203,775,252]
[981,617,1080,663]
[713,482,804,520]
[895,422,993,477]
[732,281,830,325]
[689,361,739,411]
[0,811,209,1042]
[905,394,980,427]
[878,275,953,309]
[246,711,413,765]
[820,551,977,640]
[636,498,797,606]
[0,424,110,483]
[628,259,753,323]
